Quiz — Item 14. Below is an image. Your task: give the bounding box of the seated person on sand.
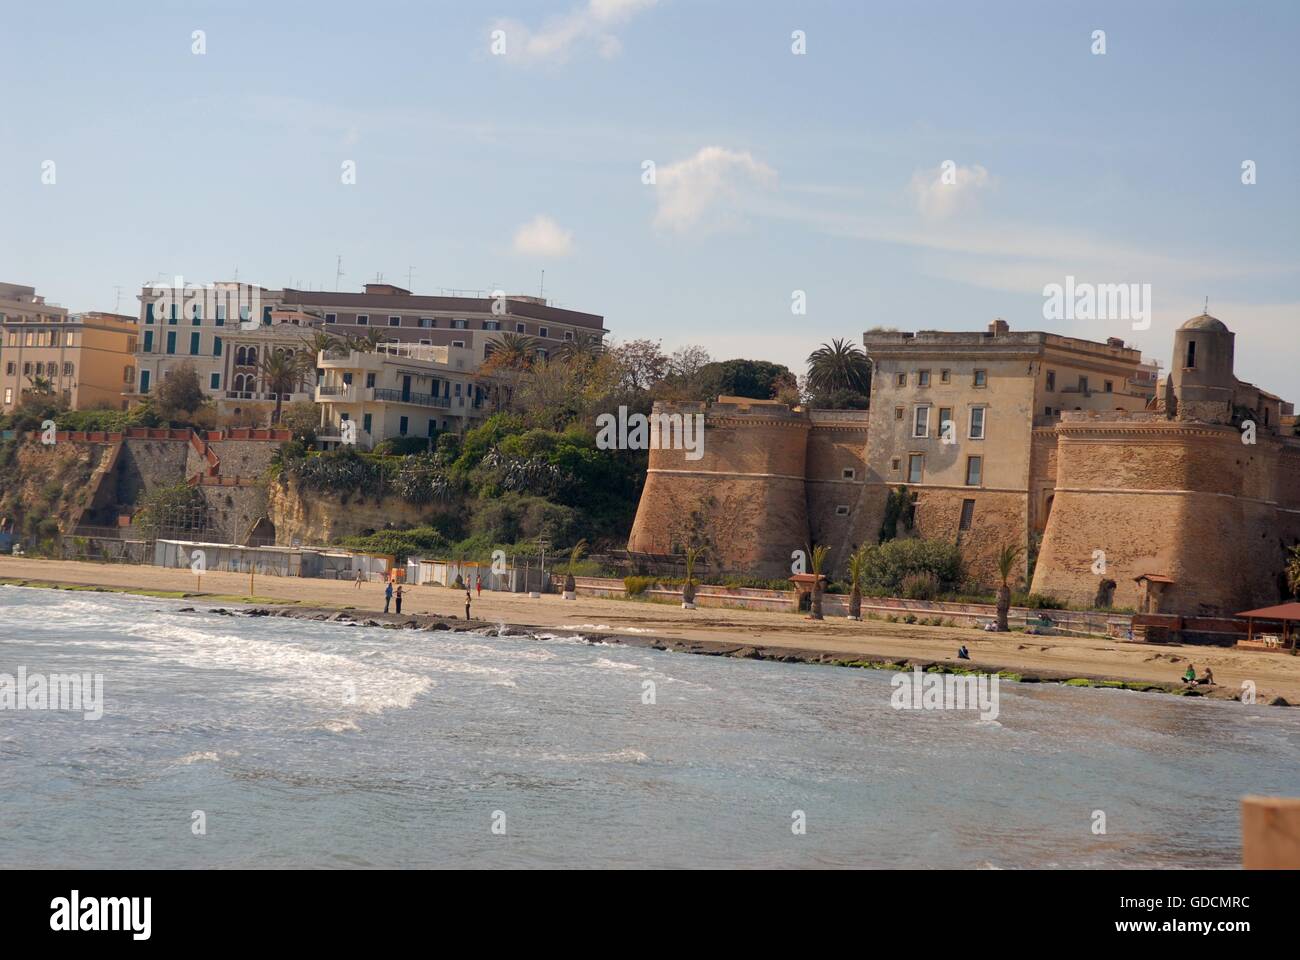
[1182,665,1197,685]
[957,645,970,660]
[1199,667,1215,686]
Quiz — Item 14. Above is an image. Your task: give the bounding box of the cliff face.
[266,477,433,546]
[0,440,111,539]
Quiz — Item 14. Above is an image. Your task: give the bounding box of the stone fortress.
[627,315,1300,616]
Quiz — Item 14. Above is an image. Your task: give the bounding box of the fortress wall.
[1031,424,1281,614]
[1028,429,1058,533]
[626,405,811,578]
[912,488,1028,590]
[804,420,869,575]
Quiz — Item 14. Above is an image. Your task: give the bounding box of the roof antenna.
[539,269,545,301]
[1204,295,1209,315]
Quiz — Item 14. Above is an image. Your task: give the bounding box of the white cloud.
[908,162,992,220]
[653,147,777,234]
[512,215,575,257]
[493,0,657,65]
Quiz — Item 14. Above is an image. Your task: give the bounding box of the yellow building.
[0,283,138,412]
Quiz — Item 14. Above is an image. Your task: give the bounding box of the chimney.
[1106,337,1125,348]
[988,318,1009,336]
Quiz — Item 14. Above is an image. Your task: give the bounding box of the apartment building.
[129,281,606,426]
[279,283,607,365]
[314,342,485,449]
[1,283,138,412]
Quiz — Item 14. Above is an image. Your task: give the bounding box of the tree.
[682,544,706,606]
[258,348,308,425]
[485,332,538,371]
[846,544,869,620]
[279,400,321,443]
[696,358,796,401]
[995,542,1025,631]
[555,331,603,364]
[563,538,588,593]
[610,338,670,393]
[808,544,830,620]
[806,338,871,397]
[346,329,386,353]
[24,374,54,396]
[153,361,208,424]
[1286,544,1300,599]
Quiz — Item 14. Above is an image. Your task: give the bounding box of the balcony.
[372,387,451,409]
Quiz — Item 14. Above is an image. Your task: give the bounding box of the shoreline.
[3,561,1294,707]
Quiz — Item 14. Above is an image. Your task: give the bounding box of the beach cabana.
[1236,602,1300,652]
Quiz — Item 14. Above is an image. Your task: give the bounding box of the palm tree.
[487,332,539,370]
[24,374,54,395]
[302,330,341,360]
[563,538,588,595]
[347,329,386,353]
[258,348,307,425]
[808,544,831,620]
[806,338,872,395]
[555,331,602,364]
[682,544,706,607]
[995,542,1025,631]
[846,544,869,620]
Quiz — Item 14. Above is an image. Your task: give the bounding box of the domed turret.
[1170,314,1235,423]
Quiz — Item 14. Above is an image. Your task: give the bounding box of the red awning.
[1236,602,1300,620]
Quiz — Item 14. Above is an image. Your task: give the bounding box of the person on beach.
[957,645,970,660]
[395,584,403,615]
[384,580,393,613]
[1199,666,1215,686]
[465,589,472,621]
[354,568,365,590]
[476,575,482,598]
[1182,664,1197,684]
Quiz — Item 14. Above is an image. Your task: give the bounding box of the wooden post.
[1242,796,1300,868]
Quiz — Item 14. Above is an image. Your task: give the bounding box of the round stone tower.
[1170,314,1236,423]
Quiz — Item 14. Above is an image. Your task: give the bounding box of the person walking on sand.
[476,575,482,598]
[384,580,393,614]
[465,589,472,621]
[395,584,403,615]
[354,567,365,590]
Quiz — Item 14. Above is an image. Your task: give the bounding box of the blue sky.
[4,0,1297,394]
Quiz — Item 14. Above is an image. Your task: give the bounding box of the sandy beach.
[2,555,1297,704]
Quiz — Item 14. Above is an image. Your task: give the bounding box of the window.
[388,316,401,327]
[539,327,549,338]
[515,322,526,333]
[896,372,906,387]
[939,407,953,440]
[842,468,856,480]
[969,407,986,439]
[1044,406,1053,417]
[918,369,930,387]
[168,305,178,324]
[139,370,151,393]
[451,339,465,348]
[1046,370,1056,391]
[191,305,202,324]
[485,320,501,331]
[907,454,924,484]
[1104,380,1113,393]
[894,406,904,421]
[262,306,272,325]
[356,314,369,326]
[143,330,154,352]
[1078,375,1089,393]
[363,414,372,434]
[913,405,930,438]
[973,369,987,387]
[454,383,462,396]
[891,457,901,471]
[190,332,201,355]
[399,416,409,436]
[213,336,222,356]
[835,505,850,516]
[3,388,10,405]
[564,331,574,341]
[365,373,376,388]
[1186,340,1196,369]
[145,303,156,323]
[342,372,352,385]
[66,331,75,347]
[427,419,436,438]
[325,313,337,324]
[452,318,467,329]
[419,317,432,328]
[124,366,135,384]
[210,373,221,390]
[239,305,251,323]
[965,456,983,486]
[166,332,176,354]
[4,362,12,375]
[63,362,73,376]
[216,305,226,325]
[959,499,975,531]
[940,369,950,383]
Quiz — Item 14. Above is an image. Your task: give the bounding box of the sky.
[3,0,1298,394]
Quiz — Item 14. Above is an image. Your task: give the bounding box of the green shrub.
[624,576,656,595]
[861,538,963,594]
[900,570,939,600]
